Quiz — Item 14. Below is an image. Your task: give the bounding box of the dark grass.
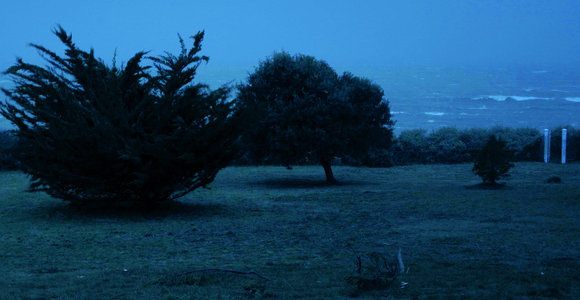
[0,163,579,299]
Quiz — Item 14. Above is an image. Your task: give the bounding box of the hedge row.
[1,126,579,170]
[340,125,579,167]
[387,125,580,166]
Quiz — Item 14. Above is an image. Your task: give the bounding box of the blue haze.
[1,1,579,133]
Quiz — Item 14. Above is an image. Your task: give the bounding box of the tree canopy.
[0,26,248,206]
[236,52,395,183]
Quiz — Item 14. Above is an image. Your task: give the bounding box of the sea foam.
[477,95,552,101]
[477,95,580,102]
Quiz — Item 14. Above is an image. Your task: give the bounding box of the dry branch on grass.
[347,248,405,290]
[174,268,271,281]
[150,268,270,288]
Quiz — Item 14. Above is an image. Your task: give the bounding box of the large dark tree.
[237,52,395,183]
[0,27,248,206]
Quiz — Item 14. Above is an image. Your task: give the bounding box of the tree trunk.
[320,158,338,184]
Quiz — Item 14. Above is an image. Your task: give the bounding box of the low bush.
[460,127,489,159]
[390,126,545,165]
[390,129,431,165]
[488,126,542,161]
[4,125,578,172]
[233,125,579,167]
[426,126,470,164]
[339,147,394,168]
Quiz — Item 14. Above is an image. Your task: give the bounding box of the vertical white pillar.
[544,129,550,163]
[562,128,567,164]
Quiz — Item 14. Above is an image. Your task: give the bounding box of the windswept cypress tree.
[236,52,395,183]
[0,27,248,206]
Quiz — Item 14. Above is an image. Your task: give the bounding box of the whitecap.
[509,96,546,101]
[565,97,580,102]
[424,112,445,116]
[480,95,508,101]
[476,95,552,101]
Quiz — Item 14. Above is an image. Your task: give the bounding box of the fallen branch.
[346,247,404,290]
[174,268,271,281]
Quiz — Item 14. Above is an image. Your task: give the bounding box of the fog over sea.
[344,63,580,134]
[2,63,580,135]
[160,63,580,135]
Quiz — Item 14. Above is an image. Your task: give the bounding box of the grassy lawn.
[0,163,578,299]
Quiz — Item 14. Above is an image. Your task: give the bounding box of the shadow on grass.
[27,199,231,222]
[465,182,514,190]
[253,177,368,189]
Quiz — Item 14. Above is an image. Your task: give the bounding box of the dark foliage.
[236,51,395,182]
[390,129,432,165]
[390,126,545,165]
[0,27,248,206]
[472,135,515,184]
[0,130,20,171]
[232,124,580,167]
[488,126,542,161]
[549,125,580,163]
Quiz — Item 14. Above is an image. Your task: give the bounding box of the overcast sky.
[1,0,579,73]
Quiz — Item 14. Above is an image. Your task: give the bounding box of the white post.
[544,129,550,163]
[562,128,567,164]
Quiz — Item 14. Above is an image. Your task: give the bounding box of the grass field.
[0,163,578,299]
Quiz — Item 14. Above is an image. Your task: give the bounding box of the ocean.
[1,64,579,134]
[337,64,580,134]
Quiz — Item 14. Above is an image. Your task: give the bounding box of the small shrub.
[472,135,515,184]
